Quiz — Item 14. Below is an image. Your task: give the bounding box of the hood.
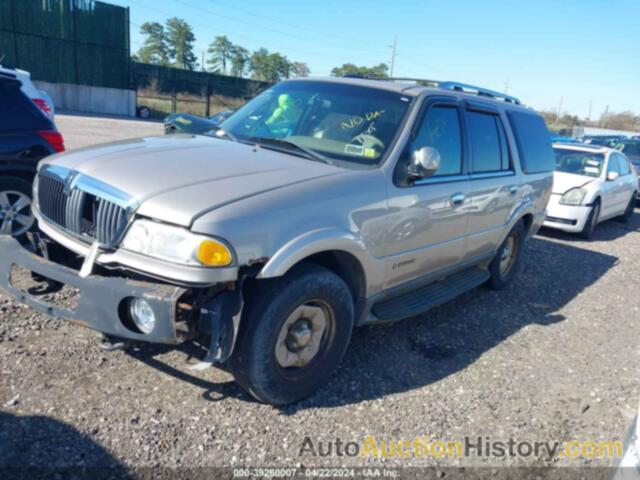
[42,135,345,226]
[551,171,597,194]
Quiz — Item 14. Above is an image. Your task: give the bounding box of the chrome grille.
[37,168,132,246]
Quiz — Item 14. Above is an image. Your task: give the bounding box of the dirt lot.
[1,114,639,477]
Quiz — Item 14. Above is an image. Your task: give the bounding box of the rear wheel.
[487,221,525,291]
[230,263,354,405]
[137,106,151,119]
[0,177,35,238]
[616,196,635,223]
[579,201,600,239]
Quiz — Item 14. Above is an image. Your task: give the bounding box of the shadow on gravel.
[0,411,131,479]
[120,235,619,411]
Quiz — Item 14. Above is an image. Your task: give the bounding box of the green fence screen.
[0,0,130,89]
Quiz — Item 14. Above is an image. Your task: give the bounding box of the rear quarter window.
[0,81,50,132]
[506,110,555,174]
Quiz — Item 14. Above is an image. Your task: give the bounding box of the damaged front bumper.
[0,236,241,347]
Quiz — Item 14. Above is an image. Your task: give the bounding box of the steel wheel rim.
[499,233,517,276]
[275,300,331,369]
[0,190,34,236]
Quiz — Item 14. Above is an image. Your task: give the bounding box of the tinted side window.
[0,81,50,131]
[467,111,510,173]
[607,155,620,174]
[616,154,631,175]
[507,111,555,174]
[410,105,462,176]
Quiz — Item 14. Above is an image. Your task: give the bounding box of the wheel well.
[520,213,534,235]
[1,169,36,184]
[300,251,366,307]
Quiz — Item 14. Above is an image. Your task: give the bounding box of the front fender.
[257,228,383,296]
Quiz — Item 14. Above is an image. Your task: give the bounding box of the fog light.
[129,298,156,334]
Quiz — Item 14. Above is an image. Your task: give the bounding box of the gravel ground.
[1,114,639,477]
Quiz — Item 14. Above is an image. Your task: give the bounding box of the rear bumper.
[0,236,188,343]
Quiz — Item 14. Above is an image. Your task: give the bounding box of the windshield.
[221,80,413,166]
[554,149,604,178]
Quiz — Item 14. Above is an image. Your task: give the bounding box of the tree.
[330,63,389,78]
[207,35,234,74]
[165,17,198,70]
[249,49,292,82]
[290,62,310,77]
[229,45,249,77]
[137,22,169,66]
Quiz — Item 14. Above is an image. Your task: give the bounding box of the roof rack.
[437,81,521,105]
[345,75,523,105]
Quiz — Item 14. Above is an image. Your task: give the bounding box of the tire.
[486,221,525,291]
[137,106,151,119]
[0,177,35,238]
[229,263,354,405]
[579,200,600,240]
[615,196,635,223]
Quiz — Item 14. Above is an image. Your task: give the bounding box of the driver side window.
[409,105,463,176]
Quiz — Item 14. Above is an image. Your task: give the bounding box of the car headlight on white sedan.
[121,219,233,267]
[559,187,587,206]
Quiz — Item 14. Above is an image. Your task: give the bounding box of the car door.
[461,103,520,260]
[613,153,637,211]
[601,153,622,218]
[383,97,471,290]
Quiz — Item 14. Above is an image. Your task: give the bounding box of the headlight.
[559,187,587,206]
[121,219,233,267]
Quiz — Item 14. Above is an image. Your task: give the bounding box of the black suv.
[0,74,64,237]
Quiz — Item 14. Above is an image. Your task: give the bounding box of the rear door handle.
[509,185,519,196]
[451,193,465,206]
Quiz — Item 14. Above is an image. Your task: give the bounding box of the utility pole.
[601,104,609,128]
[389,35,397,77]
[504,77,510,95]
[587,100,592,121]
[555,97,563,127]
[202,51,205,72]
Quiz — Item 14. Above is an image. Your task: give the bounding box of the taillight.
[32,98,52,118]
[37,130,65,153]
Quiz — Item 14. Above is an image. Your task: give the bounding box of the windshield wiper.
[249,137,334,165]
[208,125,239,143]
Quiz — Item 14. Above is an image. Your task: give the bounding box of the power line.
[207,0,389,49]
[121,0,387,65]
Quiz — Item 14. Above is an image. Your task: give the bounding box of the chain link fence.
[132,62,270,119]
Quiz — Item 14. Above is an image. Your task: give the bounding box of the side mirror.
[607,171,619,181]
[408,146,441,180]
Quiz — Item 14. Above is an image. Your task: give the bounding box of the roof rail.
[438,81,521,105]
[338,74,523,105]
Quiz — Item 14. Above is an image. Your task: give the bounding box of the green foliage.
[165,17,198,70]
[206,35,234,74]
[330,63,389,78]
[291,62,310,77]
[230,46,250,77]
[137,22,169,66]
[250,48,292,82]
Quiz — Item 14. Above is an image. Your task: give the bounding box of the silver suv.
[0,77,554,404]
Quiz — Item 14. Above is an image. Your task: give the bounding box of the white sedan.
[543,144,637,239]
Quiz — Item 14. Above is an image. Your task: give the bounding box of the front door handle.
[451,193,465,207]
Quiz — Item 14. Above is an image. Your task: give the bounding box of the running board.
[372,266,490,322]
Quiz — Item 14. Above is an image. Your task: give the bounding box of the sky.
[110,0,640,118]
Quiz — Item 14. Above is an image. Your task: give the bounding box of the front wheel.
[579,201,600,239]
[230,263,354,405]
[486,221,525,291]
